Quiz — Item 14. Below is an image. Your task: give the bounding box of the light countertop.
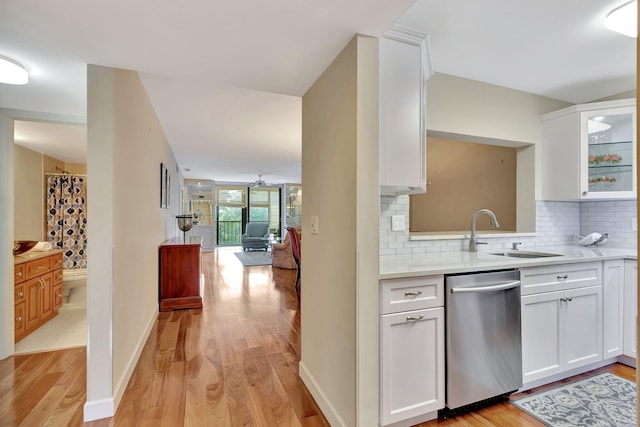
[379,245,637,279]
[14,249,63,265]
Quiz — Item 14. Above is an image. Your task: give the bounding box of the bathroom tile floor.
[15,286,87,354]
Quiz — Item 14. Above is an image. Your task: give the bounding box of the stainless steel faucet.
[469,209,500,252]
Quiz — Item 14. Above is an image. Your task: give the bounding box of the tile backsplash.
[380,196,637,257]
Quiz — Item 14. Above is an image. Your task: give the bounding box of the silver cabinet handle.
[16,316,22,322]
[37,265,45,270]
[406,315,424,322]
[451,281,520,294]
[404,290,422,297]
[16,271,22,277]
[557,275,568,280]
[16,291,23,298]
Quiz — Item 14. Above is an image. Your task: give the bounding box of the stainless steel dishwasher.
[445,269,522,410]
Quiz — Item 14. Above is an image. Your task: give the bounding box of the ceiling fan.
[252,174,268,187]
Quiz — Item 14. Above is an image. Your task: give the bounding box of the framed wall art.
[160,163,169,208]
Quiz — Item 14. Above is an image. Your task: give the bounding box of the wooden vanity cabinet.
[159,236,203,311]
[14,251,64,342]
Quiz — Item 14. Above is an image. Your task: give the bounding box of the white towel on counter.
[31,241,53,251]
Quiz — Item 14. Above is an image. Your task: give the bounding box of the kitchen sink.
[490,250,562,258]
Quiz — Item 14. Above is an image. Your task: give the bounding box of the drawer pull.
[560,297,573,303]
[557,275,568,280]
[37,265,46,270]
[16,292,23,298]
[406,315,424,322]
[16,271,22,277]
[404,290,422,297]
[16,316,22,322]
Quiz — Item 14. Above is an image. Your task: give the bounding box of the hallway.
[0,248,328,426]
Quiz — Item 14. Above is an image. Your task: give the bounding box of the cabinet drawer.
[520,262,602,296]
[381,275,444,314]
[53,268,64,285]
[25,257,52,279]
[52,254,63,269]
[15,283,26,305]
[14,264,26,283]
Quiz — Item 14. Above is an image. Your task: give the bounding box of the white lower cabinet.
[602,259,624,358]
[379,275,444,426]
[521,285,602,384]
[380,308,444,426]
[623,260,637,359]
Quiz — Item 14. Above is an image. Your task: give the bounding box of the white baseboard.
[113,310,158,409]
[299,361,348,427]
[83,397,115,422]
[520,357,621,392]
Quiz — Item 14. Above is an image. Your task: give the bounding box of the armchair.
[241,223,269,251]
[272,233,295,269]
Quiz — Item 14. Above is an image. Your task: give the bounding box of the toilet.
[62,268,86,304]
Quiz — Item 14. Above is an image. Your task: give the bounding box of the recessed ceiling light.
[604,0,637,38]
[0,55,29,85]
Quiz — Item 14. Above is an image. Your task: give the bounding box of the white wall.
[380,197,637,255]
[85,65,181,421]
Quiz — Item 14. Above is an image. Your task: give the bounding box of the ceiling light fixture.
[0,55,29,85]
[588,119,612,134]
[604,0,638,38]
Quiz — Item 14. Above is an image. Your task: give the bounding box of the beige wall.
[13,145,88,243]
[427,73,571,145]
[302,36,358,427]
[426,73,572,228]
[410,137,517,232]
[86,65,180,419]
[301,34,380,427]
[14,144,44,241]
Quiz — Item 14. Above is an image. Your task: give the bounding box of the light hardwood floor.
[0,248,636,426]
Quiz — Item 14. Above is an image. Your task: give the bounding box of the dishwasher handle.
[450,280,520,294]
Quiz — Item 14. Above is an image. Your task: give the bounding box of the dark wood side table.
[158,236,203,311]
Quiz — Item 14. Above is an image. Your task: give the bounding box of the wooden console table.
[158,236,203,311]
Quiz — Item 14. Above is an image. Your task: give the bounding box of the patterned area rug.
[234,251,272,266]
[512,373,636,426]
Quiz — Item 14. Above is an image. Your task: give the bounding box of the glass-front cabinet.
[542,99,636,201]
[581,106,635,199]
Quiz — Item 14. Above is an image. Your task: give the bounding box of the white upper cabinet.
[541,98,636,200]
[379,25,433,196]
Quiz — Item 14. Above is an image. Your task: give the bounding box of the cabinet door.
[40,272,54,320]
[380,307,444,426]
[25,277,41,331]
[53,283,63,311]
[563,285,603,370]
[14,302,26,341]
[602,260,624,358]
[580,106,636,199]
[624,260,637,359]
[522,291,563,384]
[379,26,430,195]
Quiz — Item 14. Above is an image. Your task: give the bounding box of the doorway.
[12,119,87,354]
[215,185,282,247]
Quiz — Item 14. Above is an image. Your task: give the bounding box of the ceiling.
[1,0,636,184]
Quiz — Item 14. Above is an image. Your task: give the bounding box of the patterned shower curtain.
[47,174,88,269]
